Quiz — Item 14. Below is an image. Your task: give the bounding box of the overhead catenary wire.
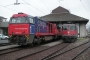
[22,0,46,14]
[20,3,40,15]
[86,0,90,15]
[4,2,41,16]
[5,3,31,6]
[65,0,71,12]
[57,0,71,13]
[40,0,51,13]
[80,0,90,16]
[0,4,19,12]
[80,0,90,29]
[57,0,63,7]
[22,5,40,15]
[0,12,5,16]
[5,4,16,7]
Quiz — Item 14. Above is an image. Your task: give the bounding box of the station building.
[0,16,8,35]
[40,6,89,37]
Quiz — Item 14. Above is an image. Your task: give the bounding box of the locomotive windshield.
[70,26,75,30]
[9,17,27,23]
[62,26,68,30]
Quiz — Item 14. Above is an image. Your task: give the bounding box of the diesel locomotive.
[8,13,61,45]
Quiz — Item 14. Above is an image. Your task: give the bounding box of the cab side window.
[62,26,68,30]
[70,26,75,30]
[29,18,34,24]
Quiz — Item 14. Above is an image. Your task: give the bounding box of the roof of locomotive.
[11,13,51,24]
[11,13,54,24]
[11,12,34,18]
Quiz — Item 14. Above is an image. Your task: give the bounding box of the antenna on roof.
[18,12,24,14]
[14,0,20,5]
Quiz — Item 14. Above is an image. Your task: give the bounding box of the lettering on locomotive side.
[15,28,28,30]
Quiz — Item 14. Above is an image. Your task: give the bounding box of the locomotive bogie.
[62,36,77,43]
[9,34,35,45]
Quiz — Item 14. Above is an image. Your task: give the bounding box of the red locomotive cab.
[62,24,77,43]
[8,13,30,35]
[62,24,77,36]
[8,13,32,45]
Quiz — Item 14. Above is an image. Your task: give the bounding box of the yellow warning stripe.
[8,35,12,37]
[25,35,29,40]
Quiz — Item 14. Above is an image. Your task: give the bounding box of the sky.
[0,0,90,27]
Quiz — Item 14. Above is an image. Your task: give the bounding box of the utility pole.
[14,0,20,5]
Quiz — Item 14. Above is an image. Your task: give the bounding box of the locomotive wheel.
[64,38,72,43]
[72,38,76,42]
[37,39,41,45]
[64,39,68,43]
[55,35,58,40]
[42,37,45,42]
[33,37,41,45]
[33,37,37,44]
[53,35,57,40]
[67,39,72,43]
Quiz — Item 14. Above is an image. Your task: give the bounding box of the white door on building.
[76,23,80,37]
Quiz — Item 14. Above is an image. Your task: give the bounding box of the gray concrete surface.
[0,39,9,44]
[0,45,19,50]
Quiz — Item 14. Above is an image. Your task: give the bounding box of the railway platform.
[42,40,63,46]
[0,44,19,50]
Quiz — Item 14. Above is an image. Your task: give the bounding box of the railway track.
[17,43,70,60]
[41,41,90,60]
[0,40,60,55]
[71,46,90,60]
[0,39,89,60]
[16,40,90,60]
[0,40,63,60]
[0,46,24,56]
[0,43,43,56]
